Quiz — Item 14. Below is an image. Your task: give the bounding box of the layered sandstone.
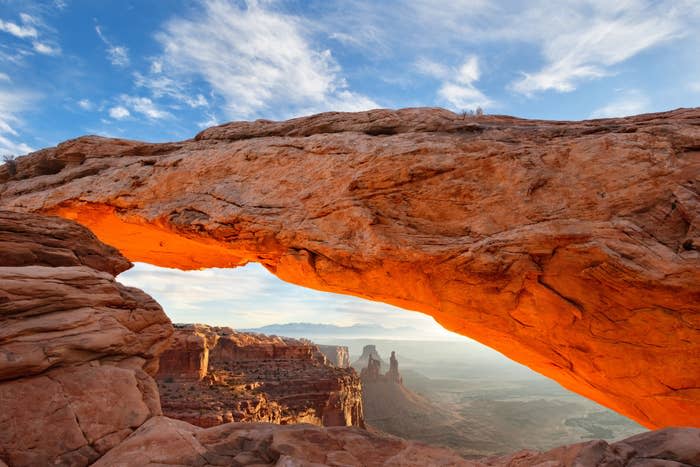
[1,108,699,429]
[318,344,350,368]
[0,211,173,467]
[156,324,364,428]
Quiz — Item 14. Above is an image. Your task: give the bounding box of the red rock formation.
[2,209,700,467]
[483,427,700,467]
[353,344,387,371]
[318,344,350,368]
[360,353,383,382]
[156,324,364,428]
[387,351,403,384]
[0,211,173,467]
[1,108,699,429]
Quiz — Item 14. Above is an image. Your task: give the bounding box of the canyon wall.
[318,344,350,368]
[156,324,364,428]
[0,108,698,429]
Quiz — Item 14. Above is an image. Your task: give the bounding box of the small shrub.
[2,155,17,177]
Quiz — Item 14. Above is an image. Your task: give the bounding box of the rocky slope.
[1,108,697,428]
[93,419,700,467]
[156,324,364,428]
[0,211,173,466]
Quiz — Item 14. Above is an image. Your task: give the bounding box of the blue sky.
[2,0,699,335]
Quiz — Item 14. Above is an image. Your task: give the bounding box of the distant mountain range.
[240,322,445,340]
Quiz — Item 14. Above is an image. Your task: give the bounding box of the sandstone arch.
[1,107,698,429]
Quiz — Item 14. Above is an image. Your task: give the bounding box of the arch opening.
[117,262,646,457]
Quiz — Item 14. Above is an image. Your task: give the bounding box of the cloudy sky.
[1,0,699,335]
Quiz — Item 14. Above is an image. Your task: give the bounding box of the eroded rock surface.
[318,344,350,368]
[156,324,364,428]
[93,416,473,467]
[1,108,699,428]
[0,211,173,467]
[483,427,700,467]
[92,418,700,467]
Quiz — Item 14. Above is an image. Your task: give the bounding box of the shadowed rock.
[0,211,173,467]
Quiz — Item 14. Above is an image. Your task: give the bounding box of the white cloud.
[418,55,492,111]
[121,95,172,120]
[414,57,451,80]
[95,25,130,67]
[118,262,457,337]
[153,0,376,119]
[0,89,36,156]
[77,99,92,110]
[0,12,61,58]
[133,71,209,109]
[319,1,697,97]
[0,18,38,39]
[32,41,60,55]
[108,105,130,119]
[510,2,685,95]
[590,89,651,118]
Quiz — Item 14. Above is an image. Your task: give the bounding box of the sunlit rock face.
[156,324,364,428]
[0,211,173,467]
[1,107,699,429]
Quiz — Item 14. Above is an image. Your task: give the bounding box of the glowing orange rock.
[1,107,699,429]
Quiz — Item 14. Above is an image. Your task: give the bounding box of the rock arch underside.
[1,107,699,434]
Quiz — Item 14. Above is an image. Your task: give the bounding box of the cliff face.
[0,108,699,429]
[318,344,350,368]
[156,324,364,428]
[0,211,173,467]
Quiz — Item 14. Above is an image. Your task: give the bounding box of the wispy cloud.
[95,25,129,67]
[77,98,92,110]
[0,88,36,155]
[152,0,377,119]
[119,262,455,337]
[417,55,492,111]
[590,89,651,118]
[108,105,130,119]
[120,95,172,120]
[318,1,697,98]
[509,2,687,95]
[0,12,60,56]
[0,17,38,39]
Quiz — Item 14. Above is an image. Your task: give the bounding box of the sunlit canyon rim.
[1,107,699,432]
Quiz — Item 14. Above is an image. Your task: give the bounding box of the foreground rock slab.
[0,211,173,467]
[1,108,699,429]
[93,418,700,467]
[93,416,472,467]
